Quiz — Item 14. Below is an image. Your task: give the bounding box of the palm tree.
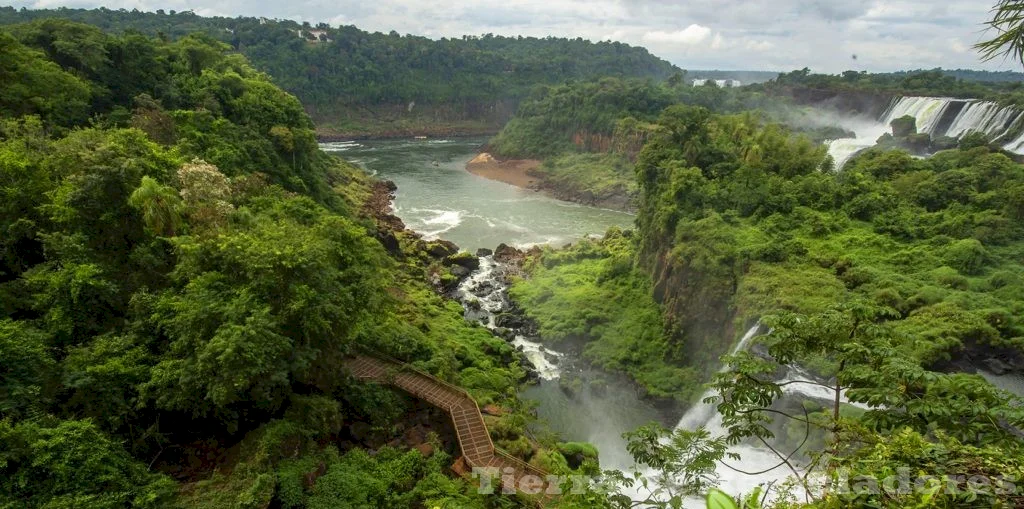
[129,176,184,237]
[977,1,1024,65]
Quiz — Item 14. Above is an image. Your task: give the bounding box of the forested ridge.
[0,6,679,137]
[509,104,1024,506]
[485,77,851,211]
[0,18,609,508]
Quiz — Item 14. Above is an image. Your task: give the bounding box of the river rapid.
[323,137,674,479]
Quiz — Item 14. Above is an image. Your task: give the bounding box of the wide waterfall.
[880,96,1022,141]
[827,96,1024,169]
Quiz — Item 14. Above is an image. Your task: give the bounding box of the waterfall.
[828,97,1024,169]
[880,96,954,134]
[882,96,1023,144]
[456,256,564,380]
[664,323,808,506]
[1005,132,1024,154]
[662,324,872,505]
[943,101,1021,140]
[674,323,762,431]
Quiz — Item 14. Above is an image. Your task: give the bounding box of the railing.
[350,346,550,479]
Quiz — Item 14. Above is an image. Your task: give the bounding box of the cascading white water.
[456,256,564,380]
[825,118,891,170]
[882,96,1023,145]
[880,96,953,134]
[666,324,805,506]
[662,324,873,506]
[826,97,1024,170]
[674,323,763,431]
[944,102,1021,140]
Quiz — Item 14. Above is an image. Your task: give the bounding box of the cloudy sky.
[8,0,1019,73]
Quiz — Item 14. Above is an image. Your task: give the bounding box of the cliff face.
[648,249,739,375]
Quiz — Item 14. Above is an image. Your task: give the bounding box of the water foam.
[413,209,464,239]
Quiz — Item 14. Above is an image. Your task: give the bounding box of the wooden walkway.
[343,353,551,494]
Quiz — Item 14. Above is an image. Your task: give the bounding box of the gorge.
[5,6,1024,509]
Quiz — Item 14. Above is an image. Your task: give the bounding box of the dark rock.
[493,243,523,263]
[903,133,931,154]
[495,313,525,329]
[493,327,516,341]
[931,136,959,152]
[522,366,540,384]
[564,452,586,470]
[449,265,471,278]
[376,231,401,254]
[426,240,459,259]
[476,248,494,257]
[383,180,398,192]
[890,115,917,138]
[984,357,1012,376]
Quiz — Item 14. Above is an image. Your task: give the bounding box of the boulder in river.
[476,248,494,257]
[443,252,480,271]
[449,265,472,279]
[493,243,524,263]
[426,240,459,259]
[495,313,525,329]
[985,357,1013,376]
[492,327,516,341]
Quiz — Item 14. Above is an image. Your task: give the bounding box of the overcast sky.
[8,0,1020,73]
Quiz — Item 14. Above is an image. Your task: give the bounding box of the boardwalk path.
[343,354,551,493]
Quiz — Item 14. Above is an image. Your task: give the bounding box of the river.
[322,137,633,252]
[323,137,670,482]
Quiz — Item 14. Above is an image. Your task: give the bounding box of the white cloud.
[643,24,713,46]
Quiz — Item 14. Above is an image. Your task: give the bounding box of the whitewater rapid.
[456,256,564,380]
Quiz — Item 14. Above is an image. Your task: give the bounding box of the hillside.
[0,6,680,137]
[0,19,597,508]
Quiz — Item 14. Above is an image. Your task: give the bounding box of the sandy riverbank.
[465,153,542,189]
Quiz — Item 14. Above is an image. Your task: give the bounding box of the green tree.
[0,418,175,508]
[128,176,183,236]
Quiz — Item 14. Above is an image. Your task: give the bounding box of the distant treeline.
[0,6,679,126]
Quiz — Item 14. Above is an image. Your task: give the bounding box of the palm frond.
[976,1,1024,64]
